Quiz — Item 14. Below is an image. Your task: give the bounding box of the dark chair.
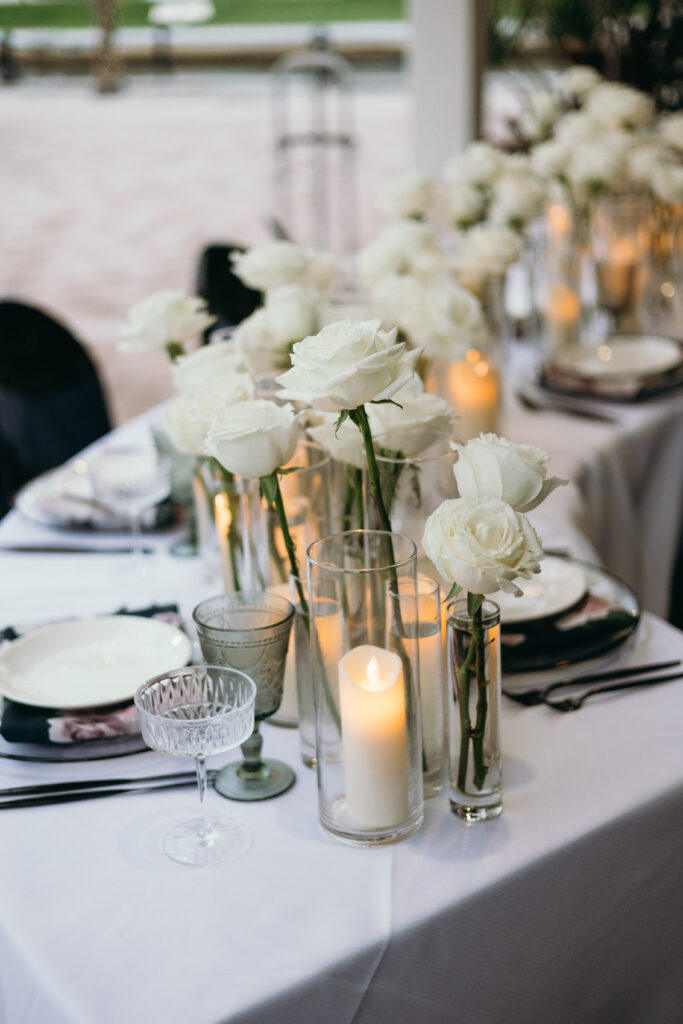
[0,299,111,517]
[195,243,262,343]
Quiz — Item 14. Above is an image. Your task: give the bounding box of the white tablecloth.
[1,398,682,1024]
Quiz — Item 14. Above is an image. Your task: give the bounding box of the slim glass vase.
[446,599,502,822]
[307,530,424,846]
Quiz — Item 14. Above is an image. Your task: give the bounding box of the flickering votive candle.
[448,349,500,440]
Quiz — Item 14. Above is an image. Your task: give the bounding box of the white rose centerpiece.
[452,433,567,512]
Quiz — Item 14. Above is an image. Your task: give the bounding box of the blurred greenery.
[490,0,682,109]
[0,0,404,31]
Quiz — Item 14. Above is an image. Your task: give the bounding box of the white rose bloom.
[444,141,505,187]
[371,273,425,339]
[422,496,543,595]
[204,399,299,479]
[659,111,683,154]
[436,180,486,228]
[119,290,215,354]
[231,285,319,374]
[377,171,435,221]
[275,318,421,413]
[231,241,336,294]
[555,110,605,146]
[585,82,654,130]
[164,373,255,456]
[560,65,602,102]
[452,433,566,512]
[650,162,683,205]
[489,170,547,230]
[520,91,561,142]
[455,225,523,278]
[530,138,572,180]
[565,133,632,199]
[172,342,249,394]
[368,377,454,457]
[625,142,670,188]
[307,413,366,469]
[382,277,489,360]
[356,221,440,287]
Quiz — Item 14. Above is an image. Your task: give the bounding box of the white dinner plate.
[492,556,587,624]
[554,336,682,382]
[15,460,125,529]
[0,616,191,709]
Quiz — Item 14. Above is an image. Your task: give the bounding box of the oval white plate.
[492,557,587,624]
[554,336,682,381]
[0,616,191,709]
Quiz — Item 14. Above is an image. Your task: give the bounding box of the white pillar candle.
[545,284,580,354]
[413,587,444,765]
[339,645,409,829]
[268,583,298,724]
[448,349,500,441]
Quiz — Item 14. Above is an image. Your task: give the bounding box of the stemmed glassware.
[134,664,256,867]
[89,446,171,571]
[192,592,295,801]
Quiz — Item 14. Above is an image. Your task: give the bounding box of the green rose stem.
[165,341,185,362]
[261,471,341,732]
[455,593,489,793]
[349,404,426,771]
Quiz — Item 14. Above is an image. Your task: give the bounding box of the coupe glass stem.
[195,755,212,843]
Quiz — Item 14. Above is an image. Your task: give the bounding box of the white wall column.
[408,0,487,175]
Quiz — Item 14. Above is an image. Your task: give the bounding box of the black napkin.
[0,603,183,745]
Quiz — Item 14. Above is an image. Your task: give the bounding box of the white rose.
[435,181,486,229]
[520,92,561,142]
[356,221,441,287]
[275,318,421,413]
[489,170,547,230]
[377,171,435,221]
[231,242,335,295]
[650,162,683,205]
[585,82,654,130]
[454,225,522,278]
[119,290,215,354]
[394,277,490,360]
[555,110,605,146]
[530,138,572,180]
[422,496,543,595]
[560,65,602,102]
[565,133,632,199]
[444,141,505,187]
[371,273,424,339]
[659,111,683,154]
[368,377,454,457]
[231,285,320,374]
[172,342,248,394]
[625,142,669,188]
[164,374,255,456]
[452,433,566,512]
[204,399,299,479]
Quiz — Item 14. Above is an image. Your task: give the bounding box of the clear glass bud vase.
[446,599,502,822]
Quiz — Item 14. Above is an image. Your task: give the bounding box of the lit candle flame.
[364,656,382,692]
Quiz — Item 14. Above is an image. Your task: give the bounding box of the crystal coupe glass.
[192,592,295,801]
[134,665,256,867]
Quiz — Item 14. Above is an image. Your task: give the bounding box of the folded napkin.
[0,603,183,746]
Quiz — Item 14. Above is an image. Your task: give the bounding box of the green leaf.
[277,466,299,476]
[467,592,484,618]
[259,473,278,506]
[334,410,351,436]
[370,398,403,409]
[446,583,462,603]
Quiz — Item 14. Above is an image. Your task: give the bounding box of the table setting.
[1,64,683,1024]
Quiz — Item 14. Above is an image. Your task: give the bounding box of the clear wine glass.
[89,446,171,571]
[192,592,295,801]
[134,665,256,867]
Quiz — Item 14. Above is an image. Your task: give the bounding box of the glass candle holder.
[388,575,447,797]
[591,192,652,333]
[307,530,424,846]
[446,598,502,823]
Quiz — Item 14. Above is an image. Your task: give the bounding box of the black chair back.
[195,244,262,342]
[0,299,111,517]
